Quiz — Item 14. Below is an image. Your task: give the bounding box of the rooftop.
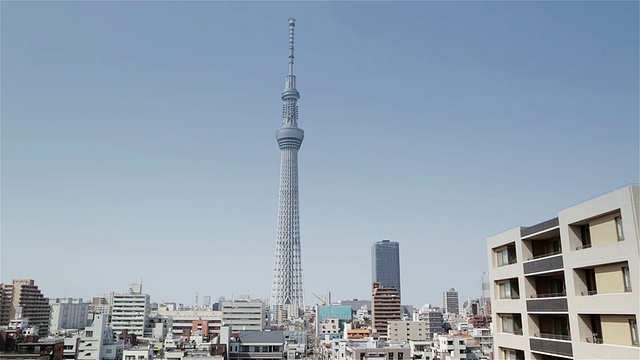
[231,331,284,344]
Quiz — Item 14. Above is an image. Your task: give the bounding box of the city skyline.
[2,2,638,308]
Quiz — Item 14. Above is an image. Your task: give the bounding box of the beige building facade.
[387,320,427,343]
[487,185,639,360]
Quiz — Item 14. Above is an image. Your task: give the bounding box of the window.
[498,280,519,299]
[615,216,625,241]
[623,266,632,292]
[497,246,516,266]
[389,353,394,360]
[546,240,560,254]
[580,225,591,247]
[630,319,638,346]
[501,315,522,334]
[504,350,516,360]
[106,349,112,354]
[85,331,93,338]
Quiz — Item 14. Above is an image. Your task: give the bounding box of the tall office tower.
[488,185,639,360]
[442,288,459,315]
[371,240,401,296]
[270,18,305,320]
[371,282,402,339]
[0,279,51,337]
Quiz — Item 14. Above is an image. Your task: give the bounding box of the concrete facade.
[487,185,640,360]
[220,300,264,331]
[78,314,123,360]
[111,284,150,337]
[387,321,427,343]
[49,298,90,334]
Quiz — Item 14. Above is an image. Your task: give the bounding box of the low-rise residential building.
[155,309,222,340]
[431,334,471,360]
[387,321,427,343]
[63,337,79,360]
[77,314,123,360]
[408,339,433,360]
[228,331,284,360]
[320,318,341,336]
[123,346,153,360]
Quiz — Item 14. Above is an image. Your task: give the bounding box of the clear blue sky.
[2,1,638,308]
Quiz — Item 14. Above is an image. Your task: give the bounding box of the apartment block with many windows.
[487,185,639,360]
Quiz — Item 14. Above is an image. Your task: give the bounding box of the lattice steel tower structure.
[270,18,305,319]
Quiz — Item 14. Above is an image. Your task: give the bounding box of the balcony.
[521,218,559,238]
[530,336,573,358]
[527,297,568,313]
[523,254,563,275]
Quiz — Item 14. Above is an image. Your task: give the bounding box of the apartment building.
[156,308,222,339]
[431,334,472,360]
[220,299,265,331]
[49,298,90,334]
[371,282,402,339]
[487,185,639,360]
[413,306,444,340]
[110,284,150,337]
[227,330,284,360]
[0,279,51,337]
[443,289,459,315]
[387,320,427,343]
[78,314,124,360]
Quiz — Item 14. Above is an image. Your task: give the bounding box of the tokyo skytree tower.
[270,18,305,318]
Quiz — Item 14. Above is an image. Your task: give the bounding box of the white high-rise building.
[487,185,639,360]
[49,298,90,334]
[110,283,150,337]
[271,18,305,320]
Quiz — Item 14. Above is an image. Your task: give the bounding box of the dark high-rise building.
[443,288,459,315]
[371,240,401,296]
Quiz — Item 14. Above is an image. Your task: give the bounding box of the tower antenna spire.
[288,18,295,76]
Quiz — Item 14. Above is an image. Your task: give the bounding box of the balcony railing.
[535,333,571,341]
[528,250,562,261]
[531,291,566,298]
